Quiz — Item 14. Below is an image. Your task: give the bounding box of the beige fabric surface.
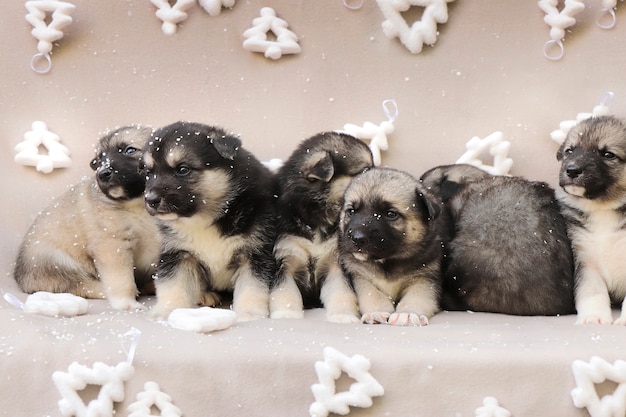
[2,1,626,416]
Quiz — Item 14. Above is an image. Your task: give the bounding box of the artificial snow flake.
[571,356,626,417]
[242,7,301,60]
[127,382,183,417]
[376,0,455,54]
[549,92,614,145]
[53,361,135,417]
[475,397,512,417]
[197,0,235,16]
[24,0,76,73]
[538,0,585,60]
[150,0,195,35]
[455,131,513,176]
[309,347,384,417]
[342,99,397,166]
[14,121,72,173]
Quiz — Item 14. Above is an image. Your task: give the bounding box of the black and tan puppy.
[421,164,575,316]
[141,121,277,321]
[556,115,626,325]
[338,167,442,326]
[270,132,374,322]
[14,125,160,310]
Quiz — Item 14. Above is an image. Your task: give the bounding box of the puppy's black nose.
[349,229,367,247]
[566,164,583,179]
[145,191,162,208]
[97,167,113,181]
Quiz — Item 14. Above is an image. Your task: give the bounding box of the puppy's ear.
[304,151,334,182]
[556,143,565,161]
[415,186,440,221]
[212,134,242,161]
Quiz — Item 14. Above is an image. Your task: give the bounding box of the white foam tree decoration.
[571,356,626,417]
[3,291,88,317]
[538,0,585,60]
[150,0,195,35]
[550,92,614,145]
[127,382,183,417]
[376,0,455,54]
[25,0,76,74]
[309,347,384,417]
[15,121,72,174]
[197,0,235,16]
[475,397,512,417]
[455,131,513,176]
[342,99,397,166]
[242,7,301,60]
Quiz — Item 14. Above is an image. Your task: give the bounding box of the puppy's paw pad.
[326,313,360,324]
[389,312,429,326]
[270,309,304,319]
[361,312,390,324]
[576,315,613,325]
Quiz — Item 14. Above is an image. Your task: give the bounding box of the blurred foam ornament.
[14,121,71,174]
[376,0,455,54]
[25,0,75,73]
[475,397,512,417]
[53,328,140,417]
[4,291,88,317]
[309,347,384,417]
[198,0,235,16]
[596,0,618,29]
[550,92,614,145]
[242,7,301,60]
[538,0,585,60]
[167,306,237,332]
[127,382,183,417]
[571,356,626,417]
[455,131,513,176]
[342,99,397,166]
[262,158,284,173]
[150,0,195,35]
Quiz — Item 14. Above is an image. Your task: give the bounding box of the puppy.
[421,164,575,316]
[141,121,277,321]
[338,167,442,326]
[14,125,160,310]
[270,132,374,322]
[556,115,626,325]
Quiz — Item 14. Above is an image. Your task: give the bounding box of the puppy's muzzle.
[97,167,113,182]
[145,191,163,211]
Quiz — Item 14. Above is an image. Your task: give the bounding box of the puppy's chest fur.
[162,216,248,289]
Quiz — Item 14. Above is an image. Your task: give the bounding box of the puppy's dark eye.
[176,165,191,177]
[123,146,139,155]
[602,150,617,160]
[345,208,355,217]
[564,147,573,155]
[89,158,99,170]
[385,210,399,220]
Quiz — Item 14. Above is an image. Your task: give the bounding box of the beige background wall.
[1,0,625,277]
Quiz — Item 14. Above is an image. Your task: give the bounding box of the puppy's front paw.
[109,297,145,312]
[576,314,613,325]
[389,312,429,326]
[200,291,221,307]
[270,309,305,319]
[361,312,390,324]
[612,316,626,326]
[326,313,360,324]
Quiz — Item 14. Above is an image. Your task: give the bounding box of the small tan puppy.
[14,126,160,310]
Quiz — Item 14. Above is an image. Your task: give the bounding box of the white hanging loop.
[343,0,364,10]
[382,99,399,122]
[599,91,615,108]
[121,327,141,365]
[3,293,25,310]
[597,7,617,29]
[543,39,564,60]
[30,52,52,74]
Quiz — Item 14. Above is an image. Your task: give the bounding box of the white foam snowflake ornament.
[243,7,301,60]
[376,0,455,54]
[25,0,76,73]
[150,0,195,35]
[538,0,585,60]
[550,92,614,145]
[167,306,237,333]
[127,382,182,417]
[571,356,626,417]
[309,347,384,417]
[475,397,512,417]
[455,131,513,176]
[197,0,235,16]
[15,121,71,173]
[342,100,398,166]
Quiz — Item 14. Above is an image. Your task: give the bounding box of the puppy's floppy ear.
[415,185,440,221]
[303,151,334,182]
[556,142,565,161]
[212,134,242,161]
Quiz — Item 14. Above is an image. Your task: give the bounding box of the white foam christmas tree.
[549,92,614,145]
[475,397,512,417]
[24,0,76,73]
[455,131,513,176]
[571,356,626,417]
[242,7,301,60]
[150,0,195,35]
[197,0,235,17]
[376,0,455,54]
[538,0,585,60]
[14,121,72,174]
[309,347,384,417]
[127,382,183,417]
